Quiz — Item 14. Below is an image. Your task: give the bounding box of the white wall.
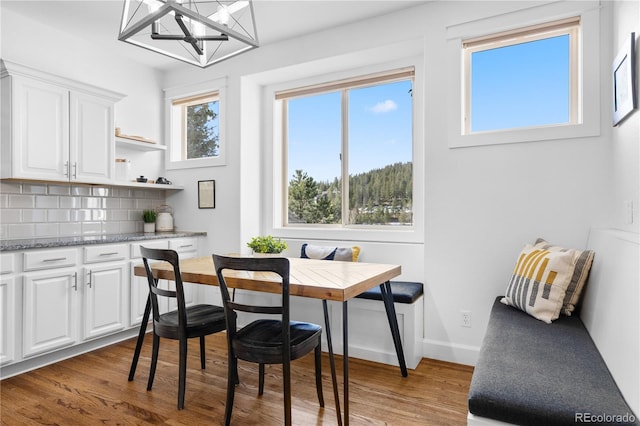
[611,1,640,231]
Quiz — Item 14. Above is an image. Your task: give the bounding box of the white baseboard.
[1,327,142,380]
[422,338,480,366]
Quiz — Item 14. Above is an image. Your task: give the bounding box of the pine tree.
[186,102,218,158]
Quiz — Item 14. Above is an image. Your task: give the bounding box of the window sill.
[448,121,600,149]
[270,225,423,245]
[165,156,225,170]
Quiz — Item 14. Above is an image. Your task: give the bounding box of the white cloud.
[369,99,397,114]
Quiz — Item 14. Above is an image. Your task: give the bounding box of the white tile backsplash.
[8,194,35,208]
[60,196,81,209]
[47,209,70,222]
[22,209,47,223]
[35,195,59,209]
[7,223,36,238]
[0,182,167,239]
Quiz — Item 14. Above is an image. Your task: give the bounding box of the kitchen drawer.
[169,238,198,253]
[1,254,15,275]
[23,248,77,271]
[84,244,128,264]
[130,240,168,259]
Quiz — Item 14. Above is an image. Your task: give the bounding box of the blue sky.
[287,80,413,182]
[470,34,570,132]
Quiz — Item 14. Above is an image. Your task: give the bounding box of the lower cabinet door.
[23,269,78,357]
[83,263,126,340]
[0,275,17,365]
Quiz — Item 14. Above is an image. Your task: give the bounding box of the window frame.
[446,1,600,148]
[164,77,227,170]
[263,55,424,244]
[277,68,415,229]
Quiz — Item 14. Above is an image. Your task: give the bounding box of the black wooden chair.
[140,247,226,410]
[212,254,324,426]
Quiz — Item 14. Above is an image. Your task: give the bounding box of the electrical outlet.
[461,310,472,328]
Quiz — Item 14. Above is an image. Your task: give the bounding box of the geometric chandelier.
[119,0,258,68]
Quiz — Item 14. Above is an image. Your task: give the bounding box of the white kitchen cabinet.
[82,244,128,340]
[82,262,127,340]
[129,240,169,326]
[1,235,203,379]
[0,61,124,184]
[69,92,116,183]
[0,254,17,365]
[168,238,198,311]
[23,267,79,357]
[129,238,199,326]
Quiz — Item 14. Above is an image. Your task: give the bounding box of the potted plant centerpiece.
[247,235,287,255]
[142,209,157,233]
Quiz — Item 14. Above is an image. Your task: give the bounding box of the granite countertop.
[0,231,207,252]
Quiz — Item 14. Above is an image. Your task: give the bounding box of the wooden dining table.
[130,255,407,425]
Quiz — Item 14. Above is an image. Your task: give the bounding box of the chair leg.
[147,333,160,391]
[224,356,237,426]
[258,363,265,395]
[283,359,292,426]
[314,343,324,407]
[178,337,188,410]
[200,336,206,369]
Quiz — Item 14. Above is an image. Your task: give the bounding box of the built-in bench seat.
[355,281,424,304]
[345,280,424,369]
[468,297,638,425]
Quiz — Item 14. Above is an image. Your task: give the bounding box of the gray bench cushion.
[355,281,423,304]
[468,297,638,425]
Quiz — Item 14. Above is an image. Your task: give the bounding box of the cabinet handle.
[72,162,77,179]
[64,161,69,178]
[73,272,78,291]
[179,244,193,249]
[87,270,92,289]
[99,252,119,256]
[43,257,67,262]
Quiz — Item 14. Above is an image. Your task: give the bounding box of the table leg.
[343,300,349,425]
[322,300,342,426]
[379,281,408,377]
[128,294,151,381]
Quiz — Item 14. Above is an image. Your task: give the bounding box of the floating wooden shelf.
[116,137,166,152]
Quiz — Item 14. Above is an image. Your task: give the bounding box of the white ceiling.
[2,0,427,71]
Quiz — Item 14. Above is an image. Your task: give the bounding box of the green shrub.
[247,235,287,254]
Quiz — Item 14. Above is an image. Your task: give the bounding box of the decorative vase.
[143,222,155,233]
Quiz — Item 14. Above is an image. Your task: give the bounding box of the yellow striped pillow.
[501,244,577,323]
[534,238,595,316]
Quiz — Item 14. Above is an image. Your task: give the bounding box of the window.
[171,92,220,160]
[165,77,226,169]
[446,2,600,148]
[277,68,414,227]
[463,17,579,134]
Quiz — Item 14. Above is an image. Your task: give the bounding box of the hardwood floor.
[1,333,473,425]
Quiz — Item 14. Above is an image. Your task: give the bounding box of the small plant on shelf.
[142,210,157,233]
[142,209,157,223]
[247,235,288,254]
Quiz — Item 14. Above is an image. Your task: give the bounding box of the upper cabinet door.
[70,92,115,184]
[12,76,70,181]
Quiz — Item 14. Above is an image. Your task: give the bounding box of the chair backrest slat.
[141,246,187,325]
[213,254,291,343]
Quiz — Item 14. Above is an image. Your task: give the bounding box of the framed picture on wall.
[612,32,637,126]
[198,180,215,209]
